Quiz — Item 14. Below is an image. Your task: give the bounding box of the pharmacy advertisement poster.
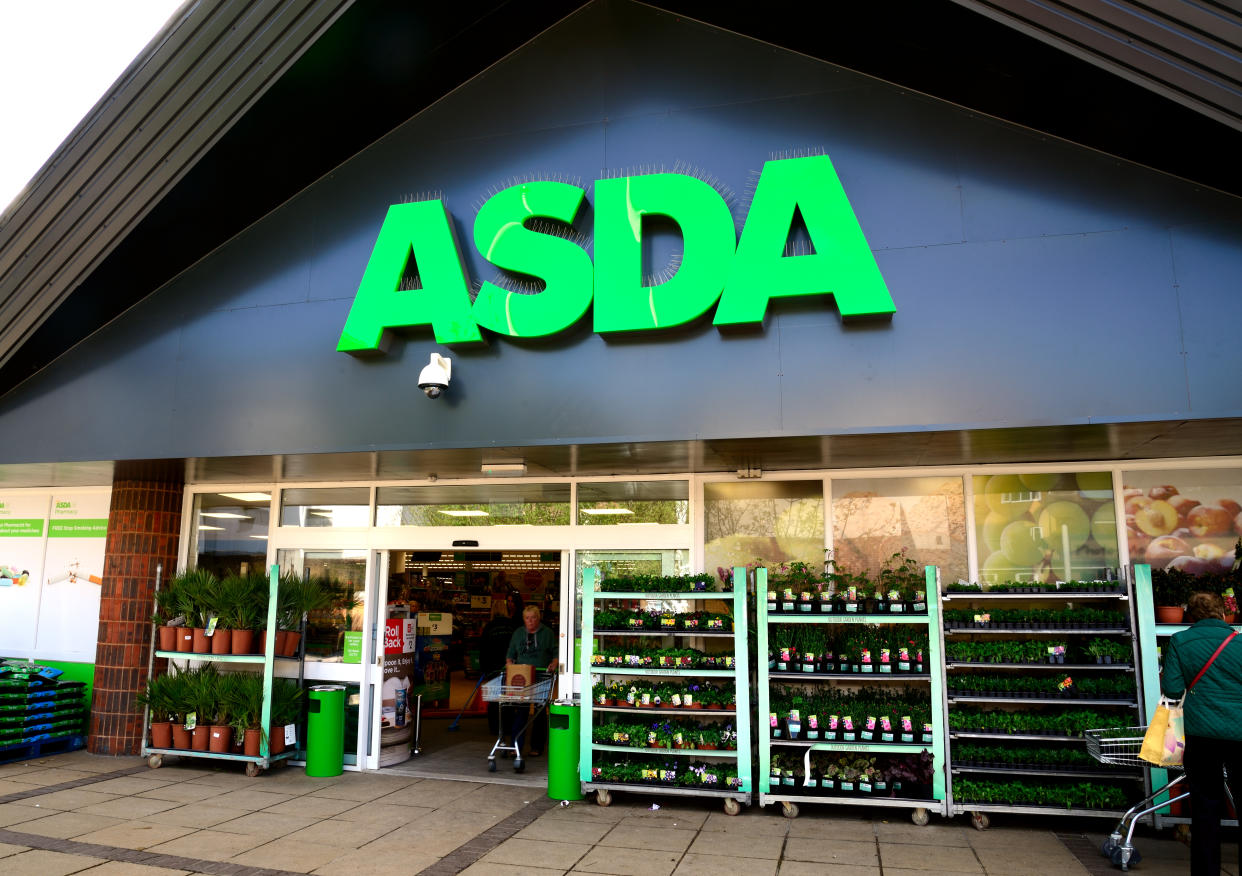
[0,490,109,662]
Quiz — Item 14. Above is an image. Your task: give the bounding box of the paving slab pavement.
[0,749,1226,874]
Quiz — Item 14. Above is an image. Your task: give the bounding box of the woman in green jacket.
[1161,591,1242,876]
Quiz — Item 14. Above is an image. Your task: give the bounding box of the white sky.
[0,0,185,214]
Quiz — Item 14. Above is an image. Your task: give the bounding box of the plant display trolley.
[1132,562,1240,833]
[579,567,752,814]
[141,564,303,776]
[941,576,1143,829]
[757,564,950,824]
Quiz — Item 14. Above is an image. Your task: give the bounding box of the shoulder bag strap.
[1188,631,1239,691]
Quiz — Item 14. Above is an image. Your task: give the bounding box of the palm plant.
[136,674,175,722]
[188,663,220,725]
[269,677,304,727]
[169,568,218,629]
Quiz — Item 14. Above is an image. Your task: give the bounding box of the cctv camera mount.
[418,353,452,399]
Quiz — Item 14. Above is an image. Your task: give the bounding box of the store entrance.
[374,549,564,784]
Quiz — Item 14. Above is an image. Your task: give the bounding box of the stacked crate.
[0,662,88,762]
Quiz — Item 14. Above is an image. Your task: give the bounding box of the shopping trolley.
[1084,725,1234,871]
[480,669,554,773]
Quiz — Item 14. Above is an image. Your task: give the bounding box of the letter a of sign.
[714,155,895,326]
[337,200,482,353]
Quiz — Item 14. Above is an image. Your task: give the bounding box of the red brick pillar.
[89,460,184,756]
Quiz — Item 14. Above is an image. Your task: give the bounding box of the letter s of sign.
[470,180,593,337]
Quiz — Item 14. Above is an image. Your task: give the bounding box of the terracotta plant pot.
[231,629,256,655]
[269,725,286,755]
[172,724,192,749]
[210,628,233,655]
[1155,605,1185,624]
[244,727,262,757]
[281,630,302,658]
[192,628,210,653]
[176,629,194,652]
[208,725,231,753]
[1227,613,1238,625]
[149,721,173,749]
[191,725,210,751]
[158,626,178,652]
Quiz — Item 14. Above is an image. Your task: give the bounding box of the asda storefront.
[0,1,1239,774]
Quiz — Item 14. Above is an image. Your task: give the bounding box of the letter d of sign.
[337,200,482,354]
[593,173,736,333]
[714,154,895,326]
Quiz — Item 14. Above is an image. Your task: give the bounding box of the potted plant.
[225,673,266,757]
[1151,567,1193,623]
[268,677,303,755]
[228,574,267,655]
[206,575,246,655]
[170,569,215,653]
[187,664,219,751]
[151,586,179,652]
[136,674,175,749]
[208,671,241,753]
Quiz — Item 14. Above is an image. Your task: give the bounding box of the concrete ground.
[0,747,1233,875]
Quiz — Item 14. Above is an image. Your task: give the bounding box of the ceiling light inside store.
[199,512,252,520]
[439,510,490,517]
[197,525,225,531]
[581,508,634,516]
[249,535,268,540]
[217,492,271,502]
[308,510,334,517]
[480,461,526,476]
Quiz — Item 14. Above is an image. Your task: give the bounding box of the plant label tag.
[285,724,297,745]
[902,733,914,743]
[205,614,218,636]
[860,782,872,793]
[882,732,894,742]
[845,603,858,612]
[185,712,196,730]
[781,602,795,612]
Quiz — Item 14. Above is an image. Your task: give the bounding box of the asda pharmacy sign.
[338,155,893,353]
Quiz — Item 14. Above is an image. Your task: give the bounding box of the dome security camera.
[418,353,452,399]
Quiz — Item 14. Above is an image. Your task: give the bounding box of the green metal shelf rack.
[140,563,303,776]
[579,567,752,814]
[756,565,951,824]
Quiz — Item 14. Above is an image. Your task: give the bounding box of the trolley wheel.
[596,789,612,807]
[245,762,261,778]
[1110,845,1141,870]
[779,801,798,819]
[1100,837,1119,858]
[723,798,742,816]
[514,758,525,773]
[147,754,163,769]
[488,759,497,772]
[911,808,929,826]
[1174,824,1191,846]
[970,812,990,831]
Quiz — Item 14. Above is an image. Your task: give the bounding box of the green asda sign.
[338,155,893,353]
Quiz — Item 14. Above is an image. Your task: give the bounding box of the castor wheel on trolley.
[723,798,742,816]
[1109,844,1141,870]
[1100,837,1119,857]
[487,759,497,772]
[779,801,798,819]
[970,812,990,831]
[911,808,929,826]
[147,754,163,769]
[245,762,261,777]
[513,758,525,773]
[595,789,612,807]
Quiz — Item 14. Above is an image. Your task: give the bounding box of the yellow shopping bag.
[1139,696,1185,767]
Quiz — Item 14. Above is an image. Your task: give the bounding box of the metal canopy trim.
[0,0,354,374]
[950,0,1242,133]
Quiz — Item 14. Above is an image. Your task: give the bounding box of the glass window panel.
[703,480,824,578]
[574,550,690,673]
[832,476,967,582]
[376,484,570,526]
[1120,468,1242,575]
[276,549,366,663]
[972,471,1118,585]
[191,492,270,577]
[280,487,370,527]
[577,481,689,525]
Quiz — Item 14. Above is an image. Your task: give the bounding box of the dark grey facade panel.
[0,1,1239,465]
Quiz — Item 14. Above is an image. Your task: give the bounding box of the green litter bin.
[306,685,345,777]
[547,699,583,801]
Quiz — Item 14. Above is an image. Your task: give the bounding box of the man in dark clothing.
[480,600,519,735]
[506,605,558,757]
